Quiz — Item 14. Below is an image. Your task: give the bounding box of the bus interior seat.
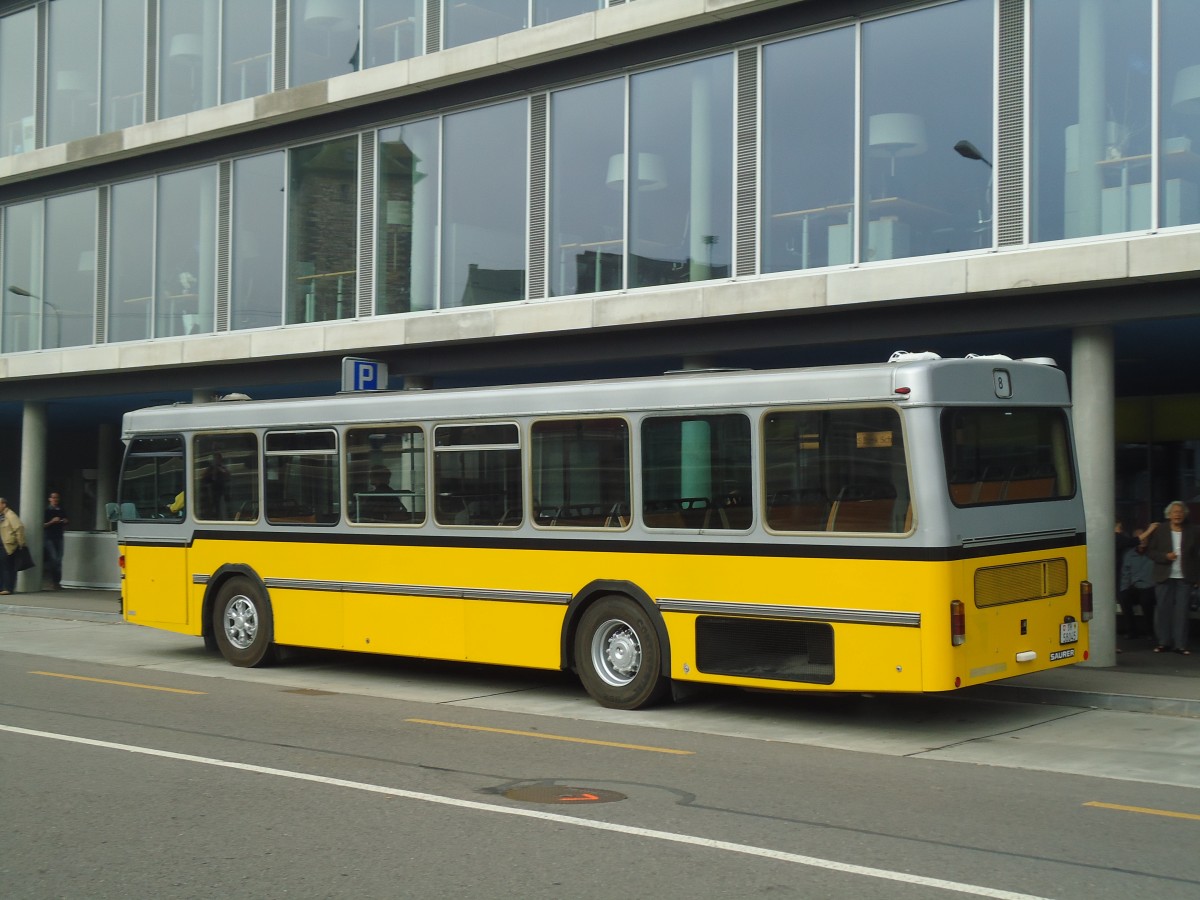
[826,482,898,532]
[1003,464,1056,500]
[974,466,1008,503]
[767,489,829,531]
[604,502,630,528]
[643,499,687,529]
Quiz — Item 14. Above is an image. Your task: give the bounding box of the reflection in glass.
[232,152,286,329]
[290,0,360,87]
[444,0,526,49]
[45,191,98,349]
[1031,0,1151,242]
[861,0,993,261]
[1,7,37,155]
[109,179,155,344]
[365,0,422,68]
[1160,0,1200,228]
[629,56,733,289]
[48,0,101,145]
[102,0,146,132]
[156,167,217,338]
[761,27,855,272]
[378,120,439,314]
[287,137,359,323]
[441,102,527,308]
[223,0,274,102]
[534,0,602,26]
[160,0,219,119]
[2,202,44,353]
[550,79,624,296]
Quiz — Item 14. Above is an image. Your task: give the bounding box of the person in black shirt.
[44,491,68,590]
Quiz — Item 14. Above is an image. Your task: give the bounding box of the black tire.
[212,576,277,667]
[574,595,669,710]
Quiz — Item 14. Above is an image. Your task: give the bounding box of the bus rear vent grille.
[696,617,834,684]
[975,559,1068,607]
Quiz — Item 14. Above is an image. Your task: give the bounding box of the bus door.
[118,436,193,628]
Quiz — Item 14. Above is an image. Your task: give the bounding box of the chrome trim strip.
[258,577,571,605]
[961,528,1076,547]
[193,574,209,585]
[656,598,921,627]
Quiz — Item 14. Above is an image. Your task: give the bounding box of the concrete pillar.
[17,401,47,593]
[1072,325,1116,667]
[94,422,119,531]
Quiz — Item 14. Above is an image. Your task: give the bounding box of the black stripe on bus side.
[122,529,1085,563]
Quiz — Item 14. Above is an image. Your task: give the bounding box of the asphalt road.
[2,616,1199,899]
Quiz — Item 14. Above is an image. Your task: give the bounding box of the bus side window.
[346,425,426,525]
[641,413,752,531]
[764,407,909,534]
[434,423,522,527]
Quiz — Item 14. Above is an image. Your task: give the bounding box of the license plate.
[1059,621,1078,644]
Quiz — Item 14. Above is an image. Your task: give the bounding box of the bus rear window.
[942,408,1074,506]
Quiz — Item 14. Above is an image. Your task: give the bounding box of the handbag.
[12,545,34,572]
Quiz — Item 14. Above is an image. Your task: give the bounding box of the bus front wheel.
[213,576,277,667]
[575,595,668,710]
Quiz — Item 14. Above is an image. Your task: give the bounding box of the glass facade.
[45,190,98,349]
[160,0,220,120]
[860,0,993,261]
[2,202,45,353]
[108,178,155,344]
[1160,0,1200,228]
[1032,0,1153,243]
[48,0,101,146]
[761,27,855,273]
[441,101,527,308]
[232,152,286,330]
[287,137,359,324]
[629,56,733,287]
[156,167,218,338]
[102,0,147,132]
[223,0,274,104]
[0,6,36,155]
[290,0,360,87]
[377,119,439,314]
[3,0,1200,354]
[550,78,624,296]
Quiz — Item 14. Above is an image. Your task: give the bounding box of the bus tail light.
[1079,581,1093,622]
[950,599,965,646]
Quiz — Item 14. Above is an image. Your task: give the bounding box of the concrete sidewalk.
[3,587,1198,718]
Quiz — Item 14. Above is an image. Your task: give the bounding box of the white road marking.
[1,722,1053,900]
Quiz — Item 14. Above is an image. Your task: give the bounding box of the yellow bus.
[113,352,1090,709]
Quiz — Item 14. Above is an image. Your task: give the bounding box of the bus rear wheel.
[213,576,277,667]
[575,595,668,710]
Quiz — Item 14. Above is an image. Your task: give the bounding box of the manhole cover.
[503,785,626,804]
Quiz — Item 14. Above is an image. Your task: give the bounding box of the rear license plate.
[1059,621,1078,644]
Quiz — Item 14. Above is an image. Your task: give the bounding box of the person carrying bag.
[0,496,29,594]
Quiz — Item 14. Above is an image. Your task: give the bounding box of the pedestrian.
[0,496,28,595]
[1145,500,1198,656]
[44,491,69,590]
[1118,523,1156,640]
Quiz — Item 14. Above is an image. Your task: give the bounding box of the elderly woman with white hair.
[1145,500,1198,655]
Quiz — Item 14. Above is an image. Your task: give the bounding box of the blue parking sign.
[341,357,388,392]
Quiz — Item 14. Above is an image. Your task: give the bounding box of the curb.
[0,604,123,624]
[971,683,1200,719]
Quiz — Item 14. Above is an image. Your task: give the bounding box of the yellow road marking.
[406,718,694,755]
[30,671,205,695]
[1084,801,1200,822]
